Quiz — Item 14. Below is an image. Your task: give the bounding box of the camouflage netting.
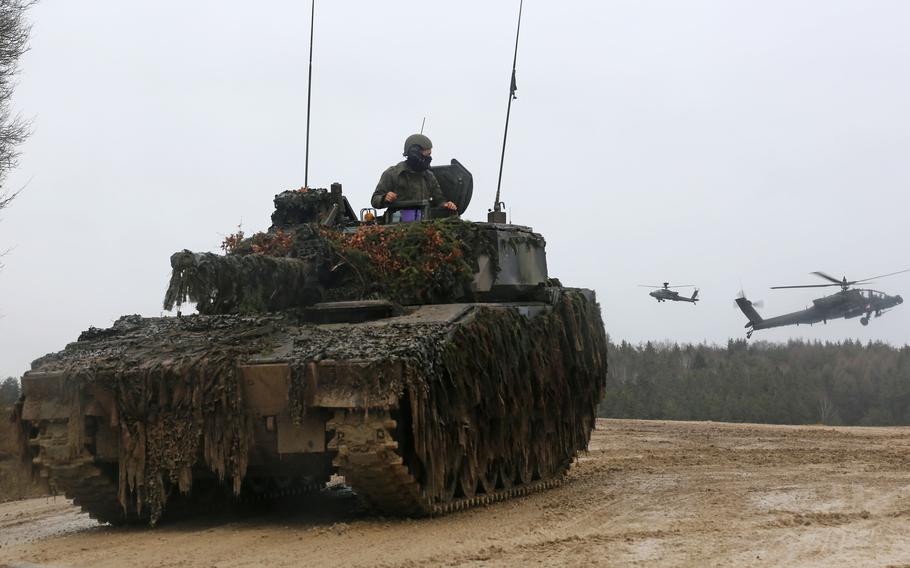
[164,251,323,314]
[400,289,607,500]
[29,289,605,522]
[31,314,287,523]
[281,290,606,500]
[163,188,514,313]
[269,189,345,229]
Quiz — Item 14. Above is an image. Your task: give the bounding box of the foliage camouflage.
[269,189,344,230]
[164,188,516,312]
[319,220,501,304]
[165,251,323,314]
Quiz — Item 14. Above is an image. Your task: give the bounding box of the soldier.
[371,134,457,222]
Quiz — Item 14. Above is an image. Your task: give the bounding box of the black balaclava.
[405,144,432,172]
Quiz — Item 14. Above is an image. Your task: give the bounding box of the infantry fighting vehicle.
[14,167,607,525]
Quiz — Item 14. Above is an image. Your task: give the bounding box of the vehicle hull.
[17,289,607,524]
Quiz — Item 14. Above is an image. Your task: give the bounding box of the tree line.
[0,376,18,406]
[599,339,910,426]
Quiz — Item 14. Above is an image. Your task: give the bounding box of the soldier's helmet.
[403,133,433,155]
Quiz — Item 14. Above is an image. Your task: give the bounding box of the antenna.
[304,0,316,188]
[420,117,426,134]
[490,0,523,224]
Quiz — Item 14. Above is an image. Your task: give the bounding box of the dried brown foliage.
[220,228,245,254]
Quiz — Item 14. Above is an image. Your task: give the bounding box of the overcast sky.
[2,1,910,378]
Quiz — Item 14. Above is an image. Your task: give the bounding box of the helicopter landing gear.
[860,316,869,326]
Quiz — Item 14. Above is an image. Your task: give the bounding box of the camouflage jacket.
[371,161,446,209]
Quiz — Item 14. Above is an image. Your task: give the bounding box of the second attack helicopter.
[735,270,908,338]
[641,282,700,303]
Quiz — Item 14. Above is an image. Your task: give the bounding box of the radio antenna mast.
[420,117,426,134]
[490,0,523,224]
[304,0,316,187]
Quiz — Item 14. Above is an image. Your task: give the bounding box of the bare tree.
[817,393,835,425]
[0,0,32,213]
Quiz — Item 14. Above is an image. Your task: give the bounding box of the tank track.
[27,419,327,524]
[328,409,567,516]
[27,408,575,521]
[28,420,136,524]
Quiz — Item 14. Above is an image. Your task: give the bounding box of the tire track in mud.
[0,497,98,549]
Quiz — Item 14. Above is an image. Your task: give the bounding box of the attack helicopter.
[735,270,909,338]
[640,282,699,303]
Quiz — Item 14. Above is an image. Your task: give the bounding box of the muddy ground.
[2,418,910,567]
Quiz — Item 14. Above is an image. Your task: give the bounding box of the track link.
[328,409,566,516]
[29,420,137,524]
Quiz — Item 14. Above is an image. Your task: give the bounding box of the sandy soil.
[2,418,910,567]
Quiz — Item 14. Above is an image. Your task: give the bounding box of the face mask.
[405,145,432,172]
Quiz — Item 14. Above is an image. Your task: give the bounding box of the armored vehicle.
[15,165,607,524]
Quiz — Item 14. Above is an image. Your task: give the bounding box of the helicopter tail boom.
[735,296,763,325]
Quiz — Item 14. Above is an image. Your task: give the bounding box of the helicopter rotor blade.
[811,271,844,285]
[638,285,662,288]
[852,268,910,285]
[773,284,838,289]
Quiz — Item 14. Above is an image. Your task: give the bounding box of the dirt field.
[2,418,910,567]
